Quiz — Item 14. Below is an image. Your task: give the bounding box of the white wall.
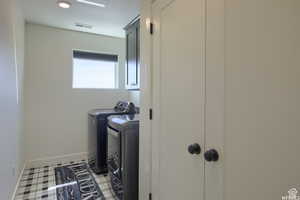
[0,0,25,199]
[129,91,140,106]
[224,0,300,199]
[24,23,129,161]
[13,0,25,177]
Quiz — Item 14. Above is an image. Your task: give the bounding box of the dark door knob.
[204,149,219,162]
[188,143,201,155]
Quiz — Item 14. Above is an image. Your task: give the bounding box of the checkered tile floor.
[14,159,117,200]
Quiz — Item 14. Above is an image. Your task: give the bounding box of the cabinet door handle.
[204,149,219,162]
[188,143,201,155]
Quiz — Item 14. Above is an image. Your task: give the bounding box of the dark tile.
[41,194,48,198]
[42,187,48,191]
[23,191,31,195]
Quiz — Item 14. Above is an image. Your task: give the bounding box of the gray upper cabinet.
[125,17,140,90]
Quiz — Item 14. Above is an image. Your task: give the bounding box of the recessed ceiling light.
[57,1,72,9]
[77,0,106,8]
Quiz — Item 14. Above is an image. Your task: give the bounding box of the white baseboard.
[26,152,88,168]
[11,164,26,200]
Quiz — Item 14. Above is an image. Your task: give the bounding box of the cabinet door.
[126,20,140,89]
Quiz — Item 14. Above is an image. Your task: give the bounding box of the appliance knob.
[188,143,201,155]
[204,149,219,162]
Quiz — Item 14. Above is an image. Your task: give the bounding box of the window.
[72,50,118,89]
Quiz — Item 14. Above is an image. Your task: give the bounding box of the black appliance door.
[107,126,123,199]
[88,115,97,170]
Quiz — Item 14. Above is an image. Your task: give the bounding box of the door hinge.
[149,193,152,200]
[150,23,154,35]
[149,109,153,120]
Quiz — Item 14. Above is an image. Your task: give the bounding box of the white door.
[152,0,207,199]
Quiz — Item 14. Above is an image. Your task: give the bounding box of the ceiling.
[21,0,140,38]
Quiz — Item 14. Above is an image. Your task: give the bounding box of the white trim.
[139,0,153,199]
[151,1,162,199]
[25,152,88,168]
[205,0,225,199]
[11,164,26,200]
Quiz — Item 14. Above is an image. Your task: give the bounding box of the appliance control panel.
[114,101,136,114]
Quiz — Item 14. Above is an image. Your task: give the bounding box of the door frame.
[139,0,225,199]
[139,0,153,199]
[204,0,225,200]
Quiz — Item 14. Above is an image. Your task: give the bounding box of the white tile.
[14,160,117,200]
